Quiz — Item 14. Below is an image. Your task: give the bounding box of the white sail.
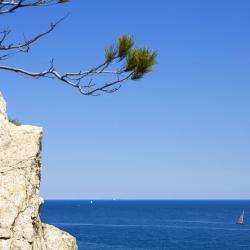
[236,210,245,224]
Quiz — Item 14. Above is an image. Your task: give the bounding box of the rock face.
[0,94,78,250]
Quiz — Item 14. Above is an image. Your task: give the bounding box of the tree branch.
[0,0,157,97]
[0,16,65,61]
[0,17,64,52]
[0,64,133,96]
[0,0,61,15]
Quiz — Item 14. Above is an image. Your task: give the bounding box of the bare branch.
[0,17,65,56]
[0,29,10,45]
[0,63,133,96]
[0,0,61,15]
[0,0,24,15]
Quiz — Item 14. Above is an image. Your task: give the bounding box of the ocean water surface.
[41,200,250,250]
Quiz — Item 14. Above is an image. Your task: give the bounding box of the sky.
[0,0,250,199]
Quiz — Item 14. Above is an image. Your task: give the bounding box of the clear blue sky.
[1,0,250,199]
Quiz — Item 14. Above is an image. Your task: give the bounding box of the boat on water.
[236,210,245,225]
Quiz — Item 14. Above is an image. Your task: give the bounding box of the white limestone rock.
[0,93,78,250]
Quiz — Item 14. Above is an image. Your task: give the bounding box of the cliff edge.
[0,94,78,250]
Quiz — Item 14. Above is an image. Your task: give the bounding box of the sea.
[41,200,250,250]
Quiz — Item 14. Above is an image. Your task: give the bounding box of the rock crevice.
[0,94,78,250]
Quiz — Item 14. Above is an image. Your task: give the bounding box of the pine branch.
[0,0,157,97]
[0,0,67,15]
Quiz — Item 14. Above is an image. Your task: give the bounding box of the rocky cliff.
[0,94,78,250]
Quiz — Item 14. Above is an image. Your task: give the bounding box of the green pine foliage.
[105,35,157,80]
[127,48,157,80]
[105,45,117,63]
[118,35,134,58]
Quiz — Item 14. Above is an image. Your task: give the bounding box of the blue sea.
[41,200,250,250]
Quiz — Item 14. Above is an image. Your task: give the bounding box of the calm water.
[41,200,250,250]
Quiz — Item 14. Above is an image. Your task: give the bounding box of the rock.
[0,93,78,250]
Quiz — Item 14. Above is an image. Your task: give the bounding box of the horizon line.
[43,198,250,201]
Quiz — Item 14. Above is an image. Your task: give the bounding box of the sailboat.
[236,210,245,225]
